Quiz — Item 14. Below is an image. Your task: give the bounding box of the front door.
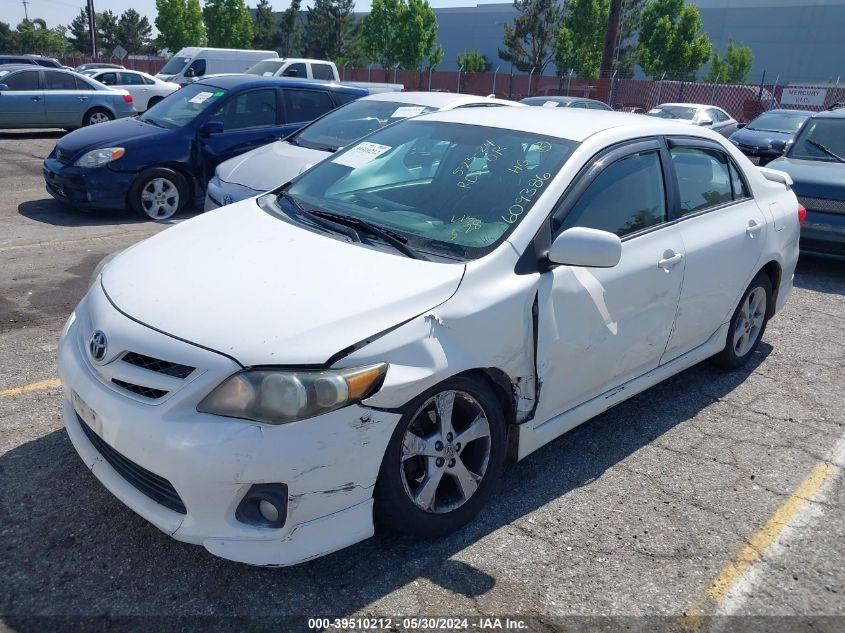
[534,141,686,424]
[43,71,85,128]
[0,69,44,127]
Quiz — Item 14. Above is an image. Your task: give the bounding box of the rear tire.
[128,167,188,221]
[374,375,507,539]
[146,96,163,110]
[83,107,113,126]
[715,272,772,369]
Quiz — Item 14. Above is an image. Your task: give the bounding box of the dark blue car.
[43,75,366,220]
[728,109,813,165]
[767,105,845,259]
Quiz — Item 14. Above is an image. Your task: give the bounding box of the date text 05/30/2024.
[308,617,528,630]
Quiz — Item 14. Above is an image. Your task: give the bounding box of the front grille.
[77,413,186,514]
[121,352,195,379]
[111,379,168,400]
[797,196,845,215]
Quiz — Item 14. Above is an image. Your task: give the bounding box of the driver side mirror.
[698,117,713,126]
[736,122,747,129]
[199,120,224,136]
[547,227,622,268]
[185,67,196,78]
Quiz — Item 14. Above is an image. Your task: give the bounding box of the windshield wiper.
[807,140,845,163]
[309,210,428,261]
[278,191,361,242]
[141,117,165,128]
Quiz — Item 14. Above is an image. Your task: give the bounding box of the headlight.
[74,147,125,168]
[197,363,388,425]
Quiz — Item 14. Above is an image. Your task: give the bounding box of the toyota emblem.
[89,330,108,362]
[223,194,233,205]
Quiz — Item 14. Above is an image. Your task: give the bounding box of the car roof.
[811,106,845,119]
[195,74,366,94]
[757,108,815,116]
[523,96,598,104]
[361,91,518,108]
[0,64,36,71]
[418,106,721,143]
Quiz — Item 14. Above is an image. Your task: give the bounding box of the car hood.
[730,128,791,148]
[101,200,465,366]
[217,140,331,191]
[57,117,170,157]
[766,157,845,199]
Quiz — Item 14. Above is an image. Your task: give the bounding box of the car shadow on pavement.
[17,199,194,228]
[0,348,771,626]
[793,256,844,295]
[0,130,65,141]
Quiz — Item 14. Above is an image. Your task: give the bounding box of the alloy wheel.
[88,111,110,125]
[733,285,767,357]
[140,177,179,220]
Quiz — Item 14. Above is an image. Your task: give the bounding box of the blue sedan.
[42,75,366,220]
[728,108,813,165]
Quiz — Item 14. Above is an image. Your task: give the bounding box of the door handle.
[31,96,41,101]
[746,220,763,237]
[77,96,89,101]
[658,252,684,271]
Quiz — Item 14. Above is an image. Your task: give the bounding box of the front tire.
[375,375,507,538]
[83,107,113,126]
[715,272,772,369]
[128,167,188,221]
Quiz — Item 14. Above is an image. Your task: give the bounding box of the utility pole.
[87,0,98,57]
[599,0,624,78]
[22,0,30,20]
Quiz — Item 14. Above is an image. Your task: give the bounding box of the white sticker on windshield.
[390,106,426,118]
[263,71,274,76]
[648,108,661,114]
[188,91,214,104]
[542,101,558,108]
[332,142,392,168]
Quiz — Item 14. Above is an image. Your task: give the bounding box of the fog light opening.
[235,483,288,528]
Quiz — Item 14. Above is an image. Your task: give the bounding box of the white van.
[246,57,404,94]
[156,47,278,85]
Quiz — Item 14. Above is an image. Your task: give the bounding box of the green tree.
[426,42,443,70]
[155,0,206,53]
[362,0,439,71]
[457,48,487,73]
[0,21,21,53]
[335,21,369,69]
[498,0,562,74]
[98,10,119,54]
[16,19,68,54]
[279,0,302,57]
[305,0,356,61]
[705,41,753,84]
[67,7,94,54]
[252,0,279,50]
[554,0,608,77]
[638,0,711,80]
[116,9,153,54]
[203,0,254,48]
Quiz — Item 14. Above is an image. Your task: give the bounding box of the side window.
[45,72,77,90]
[587,101,611,110]
[210,88,278,130]
[120,72,145,86]
[557,150,667,238]
[729,161,750,199]
[312,63,335,80]
[5,71,40,91]
[670,146,733,214]
[98,72,118,86]
[331,91,361,106]
[283,89,335,123]
[73,76,94,90]
[282,63,307,78]
[569,101,587,108]
[142,75,156,85]
[189,59,206,77]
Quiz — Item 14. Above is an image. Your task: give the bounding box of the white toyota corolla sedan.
[59,107,801,566]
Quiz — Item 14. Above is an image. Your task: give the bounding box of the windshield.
[787,118,845,162]
[282,121,577,260]
[160,56,190,75]
[647,105,698,120]
[293,100,440,152]
[747,111,809,133]
[140,84,227,129]
[246,60,283,76]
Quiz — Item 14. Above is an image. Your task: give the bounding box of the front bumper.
[204,177,263,212]
[43,157,136,211]
[801,209,845,259]
[58,283,402,565]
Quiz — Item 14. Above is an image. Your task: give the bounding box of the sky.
[7,0,512,34]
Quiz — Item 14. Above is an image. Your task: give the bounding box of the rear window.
[312,64,335,81]
[247,60,283,76]
[648,105,698,121]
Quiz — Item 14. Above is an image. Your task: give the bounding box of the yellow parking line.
[0,378,62,399]
[680,456,839,627]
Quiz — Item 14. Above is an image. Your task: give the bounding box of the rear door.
[0,69,45,127]
[43,70,85,127]
[118,71,149,109]
[661,138,766,362]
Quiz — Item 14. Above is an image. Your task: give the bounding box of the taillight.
[798,204,807,225]
[122,94,133,103]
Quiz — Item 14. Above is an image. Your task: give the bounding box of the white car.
[645,102,739,137]
[81,69,180,112]
[59,107,801,566]
[205,91,522,210]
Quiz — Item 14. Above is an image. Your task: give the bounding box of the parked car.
[74,63,125,72]
[43,76,366,219]
[728,109,813,165]
[245,57,403,94]
[767,105,845,258]
[646,103,739,137]
[59,107,800,566]
[206,91,521,210]
[81,69,180,112]
[0,65,134,129]
[156,47,277,86]
[0,54,61,68]
[520,96,613,111]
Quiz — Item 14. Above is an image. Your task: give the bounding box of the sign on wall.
[781,87,828,107]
